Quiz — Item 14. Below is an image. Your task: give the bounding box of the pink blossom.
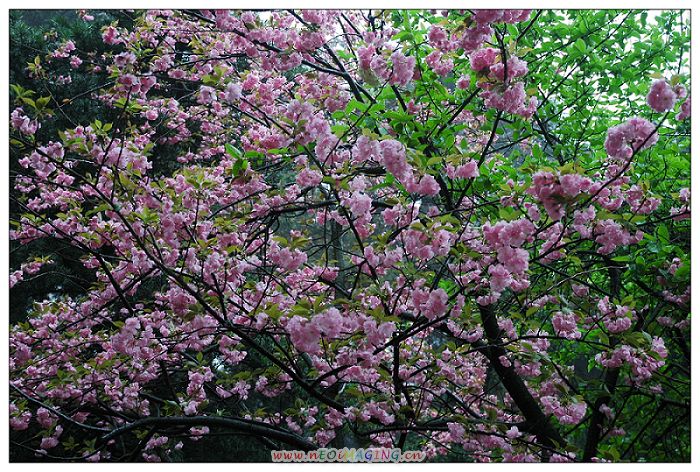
[425,51,454,77]
[363,319,395,346]
[460,23,494,52]
[36,407,55,428]
[40,437,59,450]
[605,117,658,159]
[498,355,512,368]
[10,108,40,135]
[506,426,521,439]
[347,191,373,217]
[287,316,321,353]
[69,55,82,69]
[9,270,23,288]
[541,396,586,425]
[552,311,581,340]
[10,404,31,431]
[647,79,677,112]
[474,10,532,24]
[677,96,691,120]
[198,86,217,104]
[483,218,535,249]
[295,168,323,187]
[225,82,243,102]
[456,76,470,89]
[357,46,374,70]
[428,26,450,49]
[489,57,529,82]
[488,264,513,292]
[314,308,344,339]
[269,243,307,271]
[559,173,592,197]
[470,48,499,71]
[594,219,642,255]
[78,10,94,21]
[419,288,449,320]
[481,82,537,118]
[455,160,479,178]
[572,284,589,297]
[407,175,440,196]
[447,422,466,442]
[380,139,413,181]
[102,26,120,45]
[389,51,416,87]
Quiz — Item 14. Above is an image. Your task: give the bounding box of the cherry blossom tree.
[9,9,690,462]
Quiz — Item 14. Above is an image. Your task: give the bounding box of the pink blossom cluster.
[669,187,690,221]
[51,40,76,59]
[357,46,416,88]
[479,218,535,302]
[676,96,691,120]
[269,241,308,271]
[597,297,634,334]
[625,185,660,214]
[488,57,529,83]
[379,139,413,182]
[473,10,532,25]
[540,396,587,425]
[9,403,32,431]
[594,219,643,255]
[470,48,529,83]
[399,227,454,261]
[646,79,684,113]
[286,308,347,353]
[427,26,454,51]
[405,174,441,196]
[459,22,496,52]
[445,160,480,179]
[572,205,597,238]
[389,51,417,87]
[469,48,499,71]
[552,311,581,340]
[9,259,53,288]
[411,287,449,320]
[102,25,122,45]
[425,51,454,77]
[527,171,592,221]
[572,283,589,297]
[596,337,667,384]
[481,82,537,119]
[78,9,94,21]
[604,117,658,159]
[661,287,690,307]
[10,107,40,135]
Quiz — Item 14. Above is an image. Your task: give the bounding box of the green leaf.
[225,143,241,158]
[426,156,444,167]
